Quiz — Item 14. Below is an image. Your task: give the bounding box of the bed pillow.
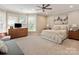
[0,40,8,54]
[53,25,68,30]
[53,25,61,30]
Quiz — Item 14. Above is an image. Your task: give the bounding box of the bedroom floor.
[62,39,79,51]
[13,33,79,55]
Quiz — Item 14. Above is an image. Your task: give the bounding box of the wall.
[47,15,54,28]
[6,11,47,34]
[47,11,79,27]
[29,15,47,35]
[68,11,79,25]
[0,8,47,34]
[37,15,47,33]
[47,14,68,28]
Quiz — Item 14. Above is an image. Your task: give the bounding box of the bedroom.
[0,4,79,55]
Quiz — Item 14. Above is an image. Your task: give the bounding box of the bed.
[41,25,68,44]
[41,30,67,44]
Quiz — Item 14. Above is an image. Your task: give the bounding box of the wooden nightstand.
[68,30,79,40]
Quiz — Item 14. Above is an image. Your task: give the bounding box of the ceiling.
[0,4,79,15]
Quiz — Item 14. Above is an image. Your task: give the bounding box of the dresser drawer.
[8,28,28,39]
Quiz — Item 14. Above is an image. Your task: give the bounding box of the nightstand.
[68,30,79,40]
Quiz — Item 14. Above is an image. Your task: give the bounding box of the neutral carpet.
[14,35,79,55]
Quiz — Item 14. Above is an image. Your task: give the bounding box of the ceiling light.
[31,9,35,11]
[69,5,73,8]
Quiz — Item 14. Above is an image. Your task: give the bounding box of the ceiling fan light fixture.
[36,4,52,12]
[69,5,73,8]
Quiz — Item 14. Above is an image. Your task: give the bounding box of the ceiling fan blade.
[37,6,42,8]
[45,8,52,9]
[42,4,45,7]
[36,9,41,10]
[43,9,45,12]
[45,4,50,7]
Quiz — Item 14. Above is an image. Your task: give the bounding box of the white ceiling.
[0,4,79,15]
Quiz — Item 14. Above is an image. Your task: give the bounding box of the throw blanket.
[5,40,24,55]
[41,30,67,44]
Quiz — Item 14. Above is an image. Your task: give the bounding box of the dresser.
[68,30,79,40]
[8,28,28,39]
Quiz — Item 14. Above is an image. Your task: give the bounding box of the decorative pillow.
[0,40,8,54]
[1,36,10,41]
[0,33,5,39]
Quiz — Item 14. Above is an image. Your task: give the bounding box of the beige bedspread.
[14,35,79,55]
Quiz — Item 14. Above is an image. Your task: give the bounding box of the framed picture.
[54,16,68,25]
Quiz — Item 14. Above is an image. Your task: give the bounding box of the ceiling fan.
[37,4,52,12]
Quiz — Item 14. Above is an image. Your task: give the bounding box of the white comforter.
[41,30,67,44]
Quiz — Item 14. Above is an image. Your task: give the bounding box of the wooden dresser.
[8,28,28,39]
[68,30,79,40]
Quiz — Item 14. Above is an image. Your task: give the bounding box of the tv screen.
[15,23,22,28]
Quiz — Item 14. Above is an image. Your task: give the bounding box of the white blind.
[0,11,6,32]
[19,15,28,28]
[28,15,37,31]
[7,14,18,29]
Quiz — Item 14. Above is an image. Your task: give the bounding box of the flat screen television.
[15,23,22,28]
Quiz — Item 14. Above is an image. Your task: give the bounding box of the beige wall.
[68,11,79,25]
[47,11,79,27]
[37,15,47,33]
[47,15,54,28]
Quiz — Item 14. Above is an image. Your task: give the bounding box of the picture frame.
[54,16,68,25]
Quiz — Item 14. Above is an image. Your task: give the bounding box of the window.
[0,11,6,32]
[7,15,18,29]
[7,14,37,32]
[0,10,37,32]
[19,15,28,28]
[19,15,37,32]
[28,15,37,31]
